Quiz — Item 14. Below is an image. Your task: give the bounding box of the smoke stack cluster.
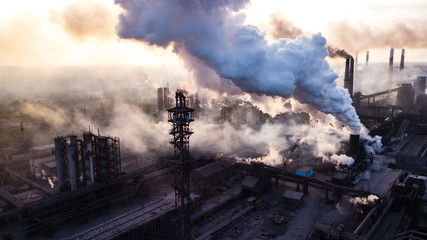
[344,57,355,97]
[54,132,121,192]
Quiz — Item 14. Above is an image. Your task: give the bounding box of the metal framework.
[168,92,194,240]
[94,136,121,181]
[54,132,121,192]
[54,137,69,191]
[282,139,300,169]
[108,137,121,177]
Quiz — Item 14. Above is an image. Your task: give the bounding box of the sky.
[1,0,427,66]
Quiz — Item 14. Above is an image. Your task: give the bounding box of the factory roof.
[31,144,54,152]
[400,134,427,157]
[33,155,55,163]
[194,161,232,178]
[242,175,259,188]
[332,172,348,181]
[282,190,304,200]
[67,198,174,240]
[296,166,313,172]
[43,160,56,169]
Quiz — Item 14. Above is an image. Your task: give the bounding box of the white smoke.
[331,154,354,166]
[361,127,383,154]
[115,0,362,133]
[352,194,379,205]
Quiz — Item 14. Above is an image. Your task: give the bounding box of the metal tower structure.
[168,92,194,240]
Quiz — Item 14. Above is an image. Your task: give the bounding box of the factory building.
[191,160,235,187]
[54,132,121,191]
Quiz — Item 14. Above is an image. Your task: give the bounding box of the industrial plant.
[1,0,427,238]
[0,47,426,240]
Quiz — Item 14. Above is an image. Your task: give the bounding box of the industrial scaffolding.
[168,92,195,240]
[54,132,121,192]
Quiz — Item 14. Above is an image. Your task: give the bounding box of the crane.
[282,139,300,169]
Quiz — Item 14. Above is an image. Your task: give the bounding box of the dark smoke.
[114,0,362,133]
[266,12,303,40]
[264,13,352,60]
[327,46,352,59]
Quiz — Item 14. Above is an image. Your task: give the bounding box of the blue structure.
[296,166,313,177]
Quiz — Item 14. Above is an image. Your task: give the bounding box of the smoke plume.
[327,20,427,53]
[352,194,379,205]
[327,46,352,59]
[50,1,116,40]
[262,12,352,60]
[115,0,362,133]
[264,12,303,40]
[330,154,354,166]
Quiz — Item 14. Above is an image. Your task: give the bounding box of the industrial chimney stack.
[389,47,394,87]
[344,57,355,97]
[400,49,405,71]
[365,51,369,66]
[20,121,25,148]
[349,134,360,154]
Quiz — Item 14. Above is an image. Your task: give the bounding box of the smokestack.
[349,134,360,153]
[389,47,394,87]
[344,57,354,97]
[414,76,426,98]
[83,133,95,185]
[68,136,78,191]
[163,87,170,109]
[157,88,164,111]
[365,51,369,66]
[20,121,24,148]
[400,49,405,70]
[55,137,65,191]
[349,57,354,97]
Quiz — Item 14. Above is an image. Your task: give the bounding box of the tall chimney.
[68,136,78,191]
[349,57,354,97]
[20,121,25,148]
[414,76,427,98]
[349,134,360,154]
[55,137,66,191]
[366,51,369,66]
[157,88,164,111]
[400,49,405,71]
[344,57,354,97]
[389,47,394,87]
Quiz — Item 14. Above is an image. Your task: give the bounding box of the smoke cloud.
[50,1,116,40]
[261,12,352,60]
[115,0,362,133]
[327,20,427,53]
[264,12,303,40]
[330,154,354,166]
[352,194,379,205]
